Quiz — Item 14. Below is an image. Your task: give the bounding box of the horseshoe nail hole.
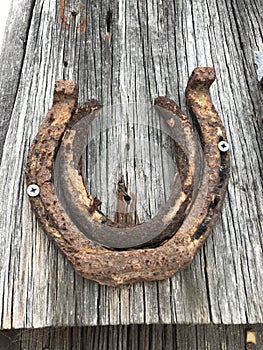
[211,195,220,209]
[63,61,68,67]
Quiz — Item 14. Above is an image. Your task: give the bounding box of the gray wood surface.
[0,0,262,329]
[0,325,262,350]
[0,0,35,163]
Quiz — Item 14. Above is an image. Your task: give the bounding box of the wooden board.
[0,0,35,162]
[0,0,262,329]
[0,325,262,350]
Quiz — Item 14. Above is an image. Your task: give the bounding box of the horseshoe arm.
[184,67,230,245]
[25,81,107,255]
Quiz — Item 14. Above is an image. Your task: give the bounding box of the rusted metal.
[25,67,230,286]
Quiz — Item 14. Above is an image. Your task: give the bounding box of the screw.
[27,184,40,197]
[218,141,229,152]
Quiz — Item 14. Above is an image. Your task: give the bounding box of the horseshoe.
[25,67,230,285]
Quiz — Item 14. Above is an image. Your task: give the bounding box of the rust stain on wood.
[59,0,86,31]
[104,33,111,41]
[59,0,69,27]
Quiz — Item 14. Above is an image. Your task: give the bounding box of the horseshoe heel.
[25,67,230,285]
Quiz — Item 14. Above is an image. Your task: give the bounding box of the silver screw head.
[218,141,229,152]
[27,184,40,197]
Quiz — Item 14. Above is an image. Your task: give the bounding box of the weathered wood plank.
[0,325,262,350]
[0,0,262,328]
[0,0,36,162]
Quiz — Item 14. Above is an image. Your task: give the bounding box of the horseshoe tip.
[154,96,169,106]
[191,66,216,82]
[54,80,78,99]
[154,96,182,114]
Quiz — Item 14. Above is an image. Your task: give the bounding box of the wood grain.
[0,325,263,350]
[0,0,262,328]
[0,0,36,163]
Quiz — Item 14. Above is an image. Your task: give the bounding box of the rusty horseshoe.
[25,67,230,286]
